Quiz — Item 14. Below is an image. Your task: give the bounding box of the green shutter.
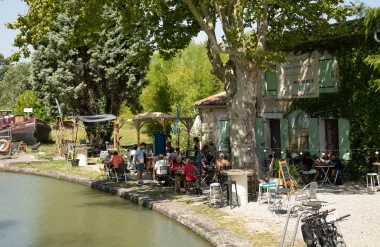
[307,118,319,156]
[256,117,265,164]
[280,118,289,159]
[338,118,350,160]
[219,117,229,151]
[320,54,334,93]
[260,71,266,96]
[266,65,277,96]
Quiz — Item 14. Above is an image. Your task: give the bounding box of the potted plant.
[71,151,79,167]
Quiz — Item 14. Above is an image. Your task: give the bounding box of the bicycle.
[301,209,350,247]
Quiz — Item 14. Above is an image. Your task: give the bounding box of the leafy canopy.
[9,0,355,68]
[0,62,32,110]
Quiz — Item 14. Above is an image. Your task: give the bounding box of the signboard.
[173,104,181,135]
[277,52,320,99]
[23,108,33,113]
[278,160,294,190]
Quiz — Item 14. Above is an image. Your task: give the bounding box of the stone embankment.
[0,165,252,247]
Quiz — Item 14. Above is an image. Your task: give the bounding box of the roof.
[131,112,173,121]
[75,114,117,123]
[194,92,227,108]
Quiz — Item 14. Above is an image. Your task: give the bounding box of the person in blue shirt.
[134,142,146,185]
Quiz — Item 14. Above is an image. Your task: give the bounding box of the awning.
[75,114,117,123]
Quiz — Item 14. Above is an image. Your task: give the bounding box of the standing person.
[129,144,138,171]
[193,137,200,157]
[166,141,174,153]
[134,142,146,185]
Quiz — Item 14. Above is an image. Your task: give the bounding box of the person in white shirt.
[154,154,168,182]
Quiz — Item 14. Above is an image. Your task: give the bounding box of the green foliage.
[30,9,150,140]
[0,53,11,81]
[13,90,52,121]
[142,42,223,116]
[140,42,223,135]
[364,8,380,36]
[289,30,380,178]
[0,62,32,109]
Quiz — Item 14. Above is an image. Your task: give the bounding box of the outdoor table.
[220,169,253,206]
[314,164,335,186]
[302,200,327,212]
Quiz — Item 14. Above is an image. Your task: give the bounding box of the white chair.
[366,173,379,193]
[295,182,318,201]
[210,183,222,207]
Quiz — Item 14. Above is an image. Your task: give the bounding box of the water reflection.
[0,173,210,247]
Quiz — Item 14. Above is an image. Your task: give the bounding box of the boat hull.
[0,121,51,145]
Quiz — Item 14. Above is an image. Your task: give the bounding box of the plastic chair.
[210,182,222,207]
[155,166,169,184]
[366,173,379,193]
[295,182,318,201]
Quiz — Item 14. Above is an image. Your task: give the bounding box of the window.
[218,114,229,151]
[319,54,335,93]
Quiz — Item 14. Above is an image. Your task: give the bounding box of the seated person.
[313,153,331,181]
[300,151,317,182]
[102,150,112,169]
[170,155,184,171]
[329,153,345,181]
[182,159,197,182]
[153,154,168,182]
[214,152,231,180]
[108,151,124,170]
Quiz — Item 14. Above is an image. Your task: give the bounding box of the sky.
[0,0,379,59]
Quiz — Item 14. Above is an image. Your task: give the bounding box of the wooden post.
[96,122,100,148]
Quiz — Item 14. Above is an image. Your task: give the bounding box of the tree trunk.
[225,59,261,172]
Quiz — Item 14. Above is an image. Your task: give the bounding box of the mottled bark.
[224,58,261,171]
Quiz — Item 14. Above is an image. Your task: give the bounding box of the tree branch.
[206,39,225,81]
[257,0,268,51]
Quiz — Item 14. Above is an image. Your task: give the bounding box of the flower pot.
[71,159,80,167]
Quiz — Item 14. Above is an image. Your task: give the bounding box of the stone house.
[194,51,350,164]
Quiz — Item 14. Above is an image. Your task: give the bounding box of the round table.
[220,169,254,206]
[301,200,327,211]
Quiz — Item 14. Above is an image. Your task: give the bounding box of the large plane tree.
[8,0,355,169]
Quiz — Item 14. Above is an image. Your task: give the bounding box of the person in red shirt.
[108,151,124,169]
[182,159,197,182]
[170,155,184,170]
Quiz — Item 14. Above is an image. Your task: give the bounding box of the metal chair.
[258,181,277,204]
[110,163,128,182]
[295,182,318,201]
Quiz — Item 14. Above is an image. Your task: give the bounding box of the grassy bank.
[13,160,103,180]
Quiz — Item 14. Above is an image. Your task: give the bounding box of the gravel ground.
[221,182,378,247]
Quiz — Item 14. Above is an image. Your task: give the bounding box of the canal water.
[0,172,211,247]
